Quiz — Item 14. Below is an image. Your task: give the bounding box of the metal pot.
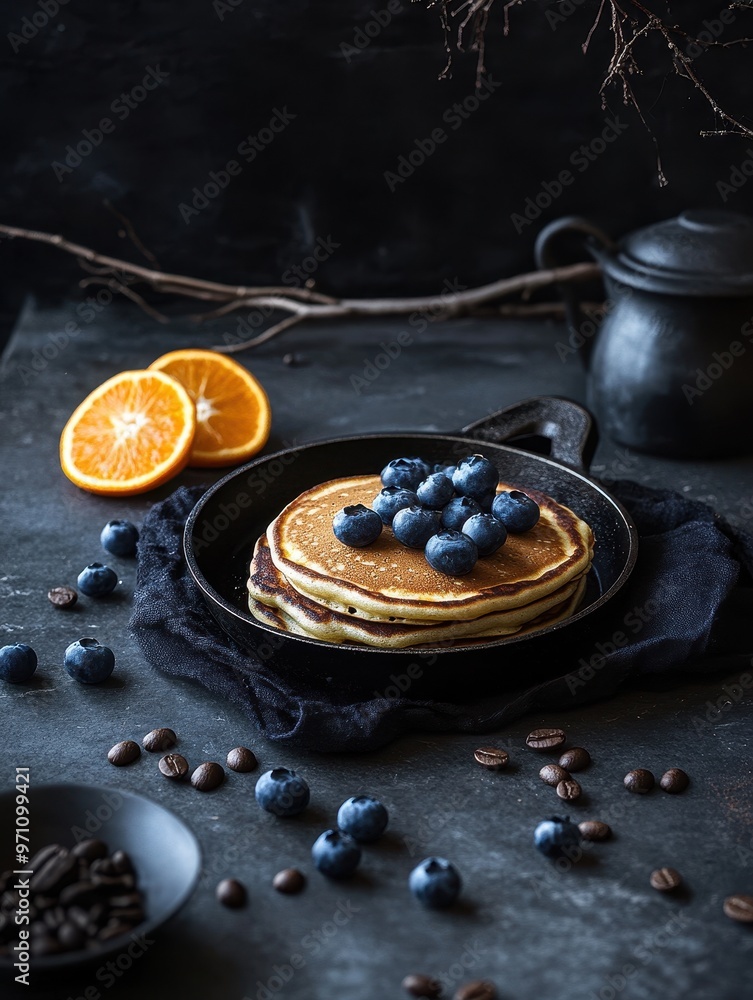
[535,209,753,458]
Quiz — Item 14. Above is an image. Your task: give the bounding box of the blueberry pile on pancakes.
[247,455,594,649]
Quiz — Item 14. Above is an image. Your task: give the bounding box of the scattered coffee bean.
[227,746,258,772]
[659,768,689,794]
[556,779,582,802]
[159,753,189,780]
[526,728,566,751]
[216,878,247,908]
[474,747,509,770]
[578,820,611,841]
[273,868,306,894]
[559,747,591,772]
[650,867,682,892]
[142,727,177,752]
[402,973,442,998]
[624,768,654,793]
[191,761,225,791]
[723,894,753,923]
[47,585,78,609]
[107,740,141,767]
[454,980,497,1000]
[540,763,570,786]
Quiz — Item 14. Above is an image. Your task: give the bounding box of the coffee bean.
[216,878,247,908]
[30,932,61,956]
[454,981,497,1000]
[650,867,682,892]
[31,850,77,895]
[474,747,509,770]
[624,768,654,793]
[191,761,225,791]
[90,858,116,876]
[107,740,141,767]
[108,892,143,909]
[402,973,442,998]
[71,839,108,862]
[227,746,258,772]
[578,820,611,841]
[659,768,689,794]
[109,906,144,924]
[58,921,85,951]
[272,868,306,894]
[48,585,77,609]
[559,747,591,772]
[557,779,582,801]
[110,850,135,876]
[28,844,64,870]
[526,728,566,751]
[142,727,177,752]
[540,763,570,786]
[159,753,189,780]
[59,880,104,908]
[723,894,753,922]
[43,906,66,930]
[91,873,135,891]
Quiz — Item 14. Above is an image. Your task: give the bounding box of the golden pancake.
[248,535,587,648]
[267,475,593,623]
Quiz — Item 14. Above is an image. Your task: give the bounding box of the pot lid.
[599,209,753,296]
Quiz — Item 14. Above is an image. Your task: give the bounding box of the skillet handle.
[461,396,597,474]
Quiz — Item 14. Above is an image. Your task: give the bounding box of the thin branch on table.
[0,221,601,353]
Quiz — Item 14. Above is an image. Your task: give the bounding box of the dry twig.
[0,222,600,353]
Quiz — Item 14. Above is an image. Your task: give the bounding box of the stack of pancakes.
[246,474,595,649]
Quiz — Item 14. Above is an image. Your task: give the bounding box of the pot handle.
[461,396,598,473]
[534,217,616,365]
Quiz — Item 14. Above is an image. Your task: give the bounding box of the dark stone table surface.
[1,300,752,1000]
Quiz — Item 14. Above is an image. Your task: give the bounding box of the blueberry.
[408,857,461,908]
[425,530,478,576]
[491,490,540,533]
[461,513,508,557]
[255,767,310,817]
[392,506,442,549]
[311,829,362,878]
[77,563,118,598]
[380,458,430,491]
[337,795,389,843]
[100,519,139,557]
[533,816,581,859]
[0,643,38,684]
[433,463,457,479]
[416,473,456,510]
[440,496,482,531]
[372,487,419,526]
[63,638,115,684]
[332,505,383,548]
[452,454,499,501]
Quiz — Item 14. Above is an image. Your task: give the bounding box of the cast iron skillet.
[183,397,638,686]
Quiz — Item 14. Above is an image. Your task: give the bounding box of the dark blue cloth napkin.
[129,483,753,752]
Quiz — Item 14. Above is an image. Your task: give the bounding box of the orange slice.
[148,349,271,467]
[60,370,196,495]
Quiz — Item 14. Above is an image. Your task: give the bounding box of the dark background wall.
[1,0,752,308]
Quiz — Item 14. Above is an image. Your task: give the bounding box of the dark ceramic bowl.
[0,783,201,978]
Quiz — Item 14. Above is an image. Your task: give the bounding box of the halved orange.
[148,349,271,467]
[60,370,196,495]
